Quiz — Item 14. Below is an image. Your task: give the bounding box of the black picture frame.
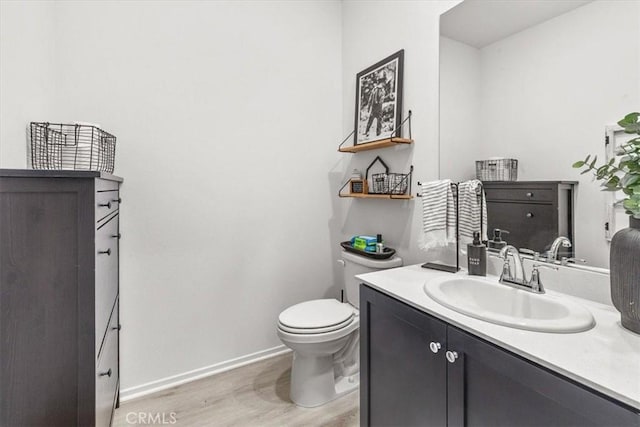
[353,49,404,146]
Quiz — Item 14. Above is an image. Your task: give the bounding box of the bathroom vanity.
[358,265,640,427]
[0,169,122,427]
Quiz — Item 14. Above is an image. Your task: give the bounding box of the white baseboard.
[119,345,291,403]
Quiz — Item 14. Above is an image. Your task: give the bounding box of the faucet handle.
[532,263,559,271]
[560,257,587,266]
[519,248,541,261]
[528,264,557,293]
[499,258,512,283]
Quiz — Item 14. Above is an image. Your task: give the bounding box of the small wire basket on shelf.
[476,158,518,181]
[30,122,117,173]
[369,172,410,195]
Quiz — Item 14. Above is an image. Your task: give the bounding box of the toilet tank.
[341,251,402,309]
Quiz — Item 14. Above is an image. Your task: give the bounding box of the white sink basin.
[424,276,595,333]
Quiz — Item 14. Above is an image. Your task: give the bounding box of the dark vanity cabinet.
[360,283,448,426]
[360,285,640,427]
[482,181,576,257]
[0,170,122,427]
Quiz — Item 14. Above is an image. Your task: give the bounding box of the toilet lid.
[279,299,354,330]
[278,316,355,334]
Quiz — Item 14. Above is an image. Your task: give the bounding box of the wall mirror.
[439,0,639,269]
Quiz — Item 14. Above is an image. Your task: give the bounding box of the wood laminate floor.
[113,353,359,426]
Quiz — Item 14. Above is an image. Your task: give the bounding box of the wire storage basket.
[30,122,117,173]
[476,158,518,181]
[370,172,410,195]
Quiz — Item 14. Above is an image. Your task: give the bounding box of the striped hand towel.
[419,180,456,250]
[458,179,488,245]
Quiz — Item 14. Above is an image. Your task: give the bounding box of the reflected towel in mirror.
[458,179,488,245]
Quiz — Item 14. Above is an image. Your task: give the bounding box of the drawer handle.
[112,324,122,331]
[112,233,122,239]
[112,198,122,204]
[99,368,112,378]
[429,342,442,354]
[98,201,112,209]
[526,192,534,198]
[98,248,111,256]
[446,351,458,364]
[526,212,534,218]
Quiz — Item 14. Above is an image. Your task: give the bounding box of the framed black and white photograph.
[354,49,404,145]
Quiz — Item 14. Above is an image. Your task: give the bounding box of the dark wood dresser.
[482,181,576,257]
[0,169,122,427]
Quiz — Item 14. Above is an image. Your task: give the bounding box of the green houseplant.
[574,112,640,333]
[573,112,640,217]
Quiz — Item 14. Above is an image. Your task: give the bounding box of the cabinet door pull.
[112,324,122,331]
[112,233,122,239]
[98,201,112,209]
[112,198,122,204]
[429,342,442,353]
[526,192,534,198]
[446,351,459,363]
[98,248,111,256]
[526,212,534,218]
[99,368,112,378]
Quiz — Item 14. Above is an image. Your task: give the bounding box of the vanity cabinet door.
[446,327,640,427]
[361,285,448,427]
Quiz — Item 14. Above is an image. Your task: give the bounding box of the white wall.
[4,0,626,394]
[338,0,458,270]
[0,0,56,167]
[478,0,639,268]
[439,36,481,182]
[1,0,343,391]
[440,0,640,268]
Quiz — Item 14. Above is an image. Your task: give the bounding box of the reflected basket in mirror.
[476,158,518,181]
[370,172,409,195]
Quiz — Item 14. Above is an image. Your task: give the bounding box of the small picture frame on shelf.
[354,49,404,146]
[350,179,366,194]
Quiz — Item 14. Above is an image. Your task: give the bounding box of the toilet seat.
[277,315,359,344]
[278,299,355,334]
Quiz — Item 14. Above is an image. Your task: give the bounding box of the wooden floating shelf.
[340,193,413,200]
[338,137,413,153]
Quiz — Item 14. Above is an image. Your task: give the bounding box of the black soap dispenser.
[488,228,509,250]
[467,231,487,276]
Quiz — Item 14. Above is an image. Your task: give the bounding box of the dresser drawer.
[96,179,120,224]
[484,187,554,203]
[96,190,120,224]
[96,300,119,427]
[487,201,558,253]
[96,215,119,355]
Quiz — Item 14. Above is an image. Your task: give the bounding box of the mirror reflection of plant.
[573,112,640,218]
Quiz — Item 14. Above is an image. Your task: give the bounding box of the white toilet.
[277,250,402,407]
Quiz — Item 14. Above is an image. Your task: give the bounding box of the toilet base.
[289,352,359,408]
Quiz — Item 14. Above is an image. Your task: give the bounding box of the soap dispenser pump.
[467,231,487,276]
[488,228,509,250]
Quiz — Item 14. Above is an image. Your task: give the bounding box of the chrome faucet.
[497,245,556,293]
[547,236,572,262]
[498,245,527,287]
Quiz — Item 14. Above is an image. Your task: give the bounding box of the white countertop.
[357,264,640,410]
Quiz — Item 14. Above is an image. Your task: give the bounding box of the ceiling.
[440,0,593,48]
